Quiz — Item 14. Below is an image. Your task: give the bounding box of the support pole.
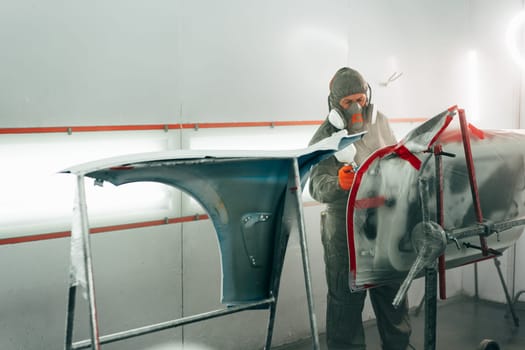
[494,258,520,327]
[263,297,278,350]
[64,285,77,350]
[458,109,488,254]
[419,177,439,350]
[72,298,275,349]
[457,109,520,327]
[76,175,101,350]
[424,267,438,350]
[292,159,320,350]
[474,263,479,300]
[433,144,447,300]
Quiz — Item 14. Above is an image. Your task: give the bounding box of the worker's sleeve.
[308,120,349,204]
[308,156,348,204]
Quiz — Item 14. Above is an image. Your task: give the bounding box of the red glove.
[338,165,356,190]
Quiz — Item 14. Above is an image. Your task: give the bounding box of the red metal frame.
[458,109,489,255]
[434,108,492,299]
[345,107,491,299]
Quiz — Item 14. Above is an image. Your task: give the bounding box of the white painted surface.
[0,226,184,350]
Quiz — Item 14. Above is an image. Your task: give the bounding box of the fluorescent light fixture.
[0,132,173,237]
[188,127,315,151]
[506,11,525,69]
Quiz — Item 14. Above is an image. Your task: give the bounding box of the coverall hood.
[328,67,368,111]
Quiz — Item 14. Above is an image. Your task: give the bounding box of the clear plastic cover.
[348,108,525,290]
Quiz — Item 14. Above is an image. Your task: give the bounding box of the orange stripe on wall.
[0,124,179,134]
[0,214,210,246]
[0,118,425,135]
[0,203,325,245]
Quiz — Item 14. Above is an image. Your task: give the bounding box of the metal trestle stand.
[64,159,320,349]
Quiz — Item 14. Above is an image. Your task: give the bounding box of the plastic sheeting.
[348,108,525,290]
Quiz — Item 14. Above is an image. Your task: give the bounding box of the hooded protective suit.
[308,68,411,350]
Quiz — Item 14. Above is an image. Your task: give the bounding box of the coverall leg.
[370,284,411,350]
[322,212,366,350]
[321,212,411,350]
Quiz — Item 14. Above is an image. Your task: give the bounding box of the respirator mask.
[343,102,364,132]
[328,102,375,133]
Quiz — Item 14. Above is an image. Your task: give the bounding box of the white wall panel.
[0,226,184,350]
[348,0,522,129]
[0,0,184,126]
[1,0,523,127]
[347,0,467,119]
[514,8,525,301]
[455,0,525,302]
[91,228,184,350]
[179,0,350,123]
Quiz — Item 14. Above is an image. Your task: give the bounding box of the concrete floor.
[273,296,525,350]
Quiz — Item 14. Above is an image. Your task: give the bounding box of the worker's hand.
[338,164,356,190]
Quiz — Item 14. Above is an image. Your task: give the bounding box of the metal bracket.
[446,233,461,250]
[241,212,273,267]
[462,242,502,256]
[477,220,495,237]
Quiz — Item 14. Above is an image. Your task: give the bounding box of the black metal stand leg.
[298,225,320,350]
[474,262,479,300]
[264,299,278,350]
[65,285,77,350]
[292,159,320,350]
[493,258,520,327]
[424,267,438,350]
